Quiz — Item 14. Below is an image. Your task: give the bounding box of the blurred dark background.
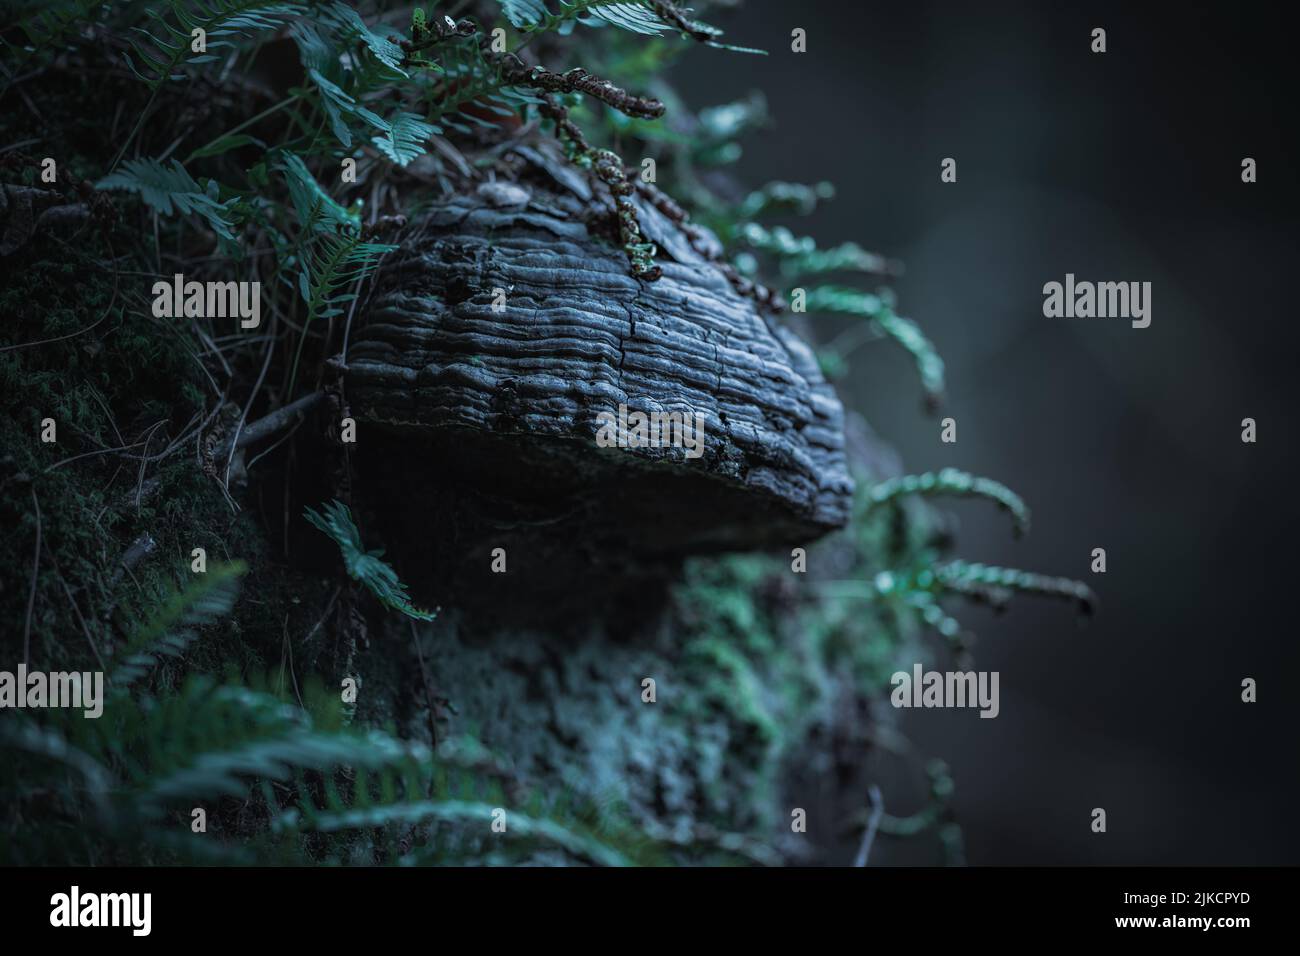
[674,0,1298,864]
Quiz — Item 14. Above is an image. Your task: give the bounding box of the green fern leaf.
[124,1,305,91]
[278,152,359,232]
[310,799,633,867]
[304,500,437,621]
[97,157,238,240]
[802,286,946,407]
[373,112,438,166]
[317,1,408,76]
[110,562,247,688]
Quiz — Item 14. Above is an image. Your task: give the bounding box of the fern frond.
[278,152,359,231]
[307,799,632,867]
[316,1,408,76]
[802,286,945,407]
[291,21,390,148]
[304,500,437,621]
[0,718,112,816]
[502,0,664,35]
[425,37,542,134]
[97,157,238,239]
[11,0,106,56]
[301,232,394,321]
[141,685,421,805]
[737,181,835,220]
[110,562,247,689]
[123,1,304,90]
[500,0,763,52]
[864,468,1030,537]
[934,560,1097,616]
[741,224,900,278]
[373,112,438,166]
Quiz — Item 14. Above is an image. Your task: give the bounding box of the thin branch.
[853,785,884,867]
[23,487,41,666]
[216,389,326,462]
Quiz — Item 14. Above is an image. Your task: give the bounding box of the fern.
[315,1,408,77]
[373,112,439,166]
[425,36,543,134]
[802,286,946,407]
[305,800,632,867]
[500,0,763,52]
[288,5,451,161]
[301,232,393,321]
[97,157,238,239]
[111,562,247,689]
[123,1,304,91]
[864,468,1030,538]
[933,560,1096,616]
[737,180,835,220]
[304,500,437,622]
[291,21,390,149]
[740,224,900,279]
[502,0,666,35]
[278,152,360,232]
[10,0,107,56]
[136,680,421,806]
[285,231,394,394]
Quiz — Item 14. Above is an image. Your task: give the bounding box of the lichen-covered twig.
[499,57,665,120]
[635,179,783,307]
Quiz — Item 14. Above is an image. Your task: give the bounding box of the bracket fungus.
[345,145,853,612]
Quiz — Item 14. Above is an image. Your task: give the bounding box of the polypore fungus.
[345,144,852,614]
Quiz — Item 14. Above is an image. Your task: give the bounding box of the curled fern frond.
[304,500,437,621]
[802,286,945,408]
[865,468,1030,538]
[543,100,660,280]
[934,560,1096,616]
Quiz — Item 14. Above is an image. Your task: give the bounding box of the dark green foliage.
[97,158,238,239]
[0,0,1094,867]
[111,562,248,689]
[304,500,436,622]
[122,2,306,91]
